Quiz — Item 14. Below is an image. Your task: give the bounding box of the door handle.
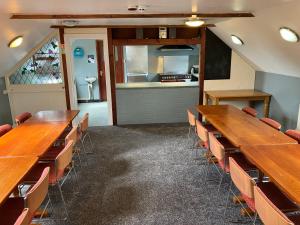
[100,71,103,77]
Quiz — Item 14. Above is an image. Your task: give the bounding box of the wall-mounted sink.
[85,76,97,84]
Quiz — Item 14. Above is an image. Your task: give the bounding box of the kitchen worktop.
[116,82,199,89]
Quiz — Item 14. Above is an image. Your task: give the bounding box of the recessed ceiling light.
[8,36,23,48]
[279,27,299,43]
[231,35,244,46]
[185,15,205,27]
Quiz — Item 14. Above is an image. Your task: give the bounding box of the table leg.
[264,97,271,117]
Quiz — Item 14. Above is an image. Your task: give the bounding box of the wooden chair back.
[80,113,89,133]
[15,208,30,225]
[285,130,300,143]
[25,167,50,216]
[260,118,282,131]
[242,107,258,117]
[229,157,255,199]
[65,125,78,146]
[187,110,196,127]
[15,112,32,125]
[196,120,209,143]
[208,132,225,161]
[254,186,294,225]
[0,124,12,137]
[56,141,73,175]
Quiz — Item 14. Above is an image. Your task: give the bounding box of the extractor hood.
[157,45,194,51]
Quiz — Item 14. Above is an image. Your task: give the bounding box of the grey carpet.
[45,124,261,225]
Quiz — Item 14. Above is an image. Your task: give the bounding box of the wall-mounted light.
[231,35,244,46]
[8,36,23,48]
[279,27,299,43]
[185,15,205,27]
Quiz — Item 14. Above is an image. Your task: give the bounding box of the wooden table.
[204,90,271,117]
[0,122,69,157]
[241,144,300,205]
[196,105,297,147]
[0,156,38,205]
[27,110,79,123]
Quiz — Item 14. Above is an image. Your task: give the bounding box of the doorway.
[70,39,109,126]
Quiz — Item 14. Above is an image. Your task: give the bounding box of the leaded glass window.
[9,37,63,85]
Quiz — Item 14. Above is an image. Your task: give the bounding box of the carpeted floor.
[46,124,260,225]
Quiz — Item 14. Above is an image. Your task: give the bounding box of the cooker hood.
[158,45,194,51]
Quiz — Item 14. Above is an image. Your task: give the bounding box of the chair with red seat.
[260,117,282,131]
[223,157,299,223]
[15,112,32,126]
[285,129,300,143]
[23,141,77,221]
[0,124,12,137]
[242,107,258,117]
[254,186,300,225]
[0,167,50,225]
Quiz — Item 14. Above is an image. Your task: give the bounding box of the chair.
[242,107,258,117]
[23,141,77,220]
[260,118,282,131]
[285,129,300,143]
[224,157,299,223]
[187,109,196,138]
[0,124,12,137]
[0,167,50,225]
[78,113,94,153]
[15,112,32,125]
[254,186,300,225]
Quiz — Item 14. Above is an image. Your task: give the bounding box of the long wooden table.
[0,156,38,205]
[241,145,300,205]
[27,110,79,123]
[196,105,297,147]
[204,90,271,117]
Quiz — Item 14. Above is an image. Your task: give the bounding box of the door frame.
[64,29,113,126]
[95,40,107,101]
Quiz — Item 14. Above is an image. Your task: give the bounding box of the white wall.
[297,105,300,130]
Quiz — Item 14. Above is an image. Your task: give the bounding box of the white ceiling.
[0,0,299,78]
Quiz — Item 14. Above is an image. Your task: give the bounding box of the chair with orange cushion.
[260,118,282,131]
[22,141,77,221]
[254,186,300,225]
[285,129,300,143]
[0,167,51,225]
[223,157,299,224]
[207,133,255,193]
[242,107,258,117]
[15,112,32,126]
[78,113,94,154]
[0,124,12,137]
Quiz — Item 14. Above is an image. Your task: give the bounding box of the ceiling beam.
[11,12,254,20]
[50,24,216,29]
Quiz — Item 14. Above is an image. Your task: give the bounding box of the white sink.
[85,77,97,84]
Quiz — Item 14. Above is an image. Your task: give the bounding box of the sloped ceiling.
[0,0,299,78]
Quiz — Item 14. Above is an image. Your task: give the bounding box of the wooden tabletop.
[204,90,271,98]
[0,156,38,205]
[0,122,69,157]
[241,144,300,205]
[196,105,297,147]
[27,110,79,123]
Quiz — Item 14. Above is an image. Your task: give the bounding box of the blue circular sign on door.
[73,47,84,58]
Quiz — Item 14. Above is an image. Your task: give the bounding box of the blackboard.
[205,29,232,80]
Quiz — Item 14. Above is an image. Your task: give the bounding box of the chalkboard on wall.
[205,29,232,80]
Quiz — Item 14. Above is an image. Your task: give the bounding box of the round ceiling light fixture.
[231,35,244,46]
[8,35,23,48]
[185,15,205,27]
[61,20,80,27]
[279,27,299,43]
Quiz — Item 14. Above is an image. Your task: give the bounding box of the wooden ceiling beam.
[50,24,216,29]
[11,12,254,20]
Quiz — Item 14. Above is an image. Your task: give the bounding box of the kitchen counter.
[116,82,199,89]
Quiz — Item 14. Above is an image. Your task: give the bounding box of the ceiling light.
[61,20,80,27]
[231,35,244,46]
[185,15,205,27]
[8,36,23,48]
[279,27,299,43]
